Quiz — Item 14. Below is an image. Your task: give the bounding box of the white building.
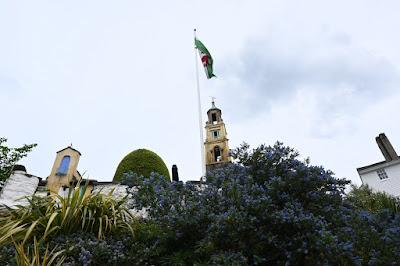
[0,165,41,208]
[357,133,400,197]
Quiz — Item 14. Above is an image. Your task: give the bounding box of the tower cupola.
[207,99,222,124]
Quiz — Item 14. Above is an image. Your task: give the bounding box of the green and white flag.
[195,38,216,79]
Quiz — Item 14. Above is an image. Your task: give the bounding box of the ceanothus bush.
[121,142,400,265]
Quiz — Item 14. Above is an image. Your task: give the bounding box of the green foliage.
[0,138,37,181]
[347,184,400,214]
[123,142,357,264]
[38,233,131,265]
[4,141,400,265]
[0,223,169,266]
[14,237,65,266]
[113,149,170,182]
[0,183,134,247]
[0,245,15,265]
[121,142,400,264]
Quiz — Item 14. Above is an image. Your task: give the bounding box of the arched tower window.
[57,155,71,176]
[214,146,221,162]
[211,113,217,124]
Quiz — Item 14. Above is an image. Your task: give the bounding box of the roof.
[37,179,47,186]
[186,180,201,185]
[90,180,118,185]
[207,99,221,113]
[357,156,400,174]
[207,107,221,114]
[56,146,82,156]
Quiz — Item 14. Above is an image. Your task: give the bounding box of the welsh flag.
[195,38,216,79]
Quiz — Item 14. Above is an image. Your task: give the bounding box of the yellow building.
[46,146,84,195]
[204,100,232,172]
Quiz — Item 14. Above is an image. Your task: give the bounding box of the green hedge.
[113,149,170,182]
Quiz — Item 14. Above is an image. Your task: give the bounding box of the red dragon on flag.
[195,38,216,79]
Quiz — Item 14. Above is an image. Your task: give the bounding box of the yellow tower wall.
[46,147,81,194]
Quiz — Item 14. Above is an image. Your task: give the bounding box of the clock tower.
[204,99,232,172]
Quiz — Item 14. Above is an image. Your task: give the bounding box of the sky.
[1,0,400,183]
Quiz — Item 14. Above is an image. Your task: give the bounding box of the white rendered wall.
[360,163,400,197]
[92,184,147,218]
[93,184,128,200]
[0,171,39,207]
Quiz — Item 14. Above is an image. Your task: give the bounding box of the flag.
[195,38,216,79]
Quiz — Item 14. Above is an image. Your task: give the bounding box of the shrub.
[0,223,172,266]
[0,138,37,181]
[0,183,134,247]
[113,149,170,182]
[124,142,400,265]
[4,142,400,265]
[45,233,129,265]
[124,143,357,264]
[14,237,65,266]
[0,245,15,265]
[347,184,400,214]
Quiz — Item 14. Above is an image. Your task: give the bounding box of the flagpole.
[194,29,206,179]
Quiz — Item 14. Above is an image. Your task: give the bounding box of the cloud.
[0,74,20,93]
[217,29,400,137]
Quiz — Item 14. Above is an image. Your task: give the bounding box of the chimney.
[376,133,398,162]
[12,164,27,173]
[172,164,179,182]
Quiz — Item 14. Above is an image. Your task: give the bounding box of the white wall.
[0,171,39,207]
[360,162,400,197]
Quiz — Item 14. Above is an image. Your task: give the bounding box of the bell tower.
[204,99,232,172]
[46,146,82,194]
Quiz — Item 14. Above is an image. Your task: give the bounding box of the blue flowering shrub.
[122,142,400,265]
[0,222,173,266]
[0,245,15,265]
[345,184,400,264]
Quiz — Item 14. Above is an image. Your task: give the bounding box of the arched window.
[211,113,217,124]
[214,146,221,162]
[56,155,71,176]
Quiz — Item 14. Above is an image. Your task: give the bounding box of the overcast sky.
[1,1,400,183]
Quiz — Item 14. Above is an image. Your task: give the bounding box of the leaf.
[22,220,39,244]
[43,212,59,240]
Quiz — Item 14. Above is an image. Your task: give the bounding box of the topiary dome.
[113,149,170,182]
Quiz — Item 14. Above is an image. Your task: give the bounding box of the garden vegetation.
[1,141,400,265]
[113,149,170,182]
[0,138,36,182]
